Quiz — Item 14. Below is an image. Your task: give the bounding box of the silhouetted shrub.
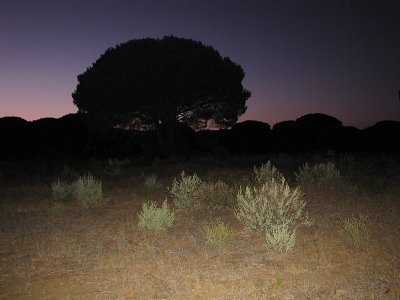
[363,120,400,151]
[230,120,271,154]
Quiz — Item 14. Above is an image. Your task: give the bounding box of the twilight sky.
[1,0,399,129]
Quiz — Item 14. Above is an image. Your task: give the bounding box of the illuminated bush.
[73,173,108,208]
[138,200,175,231]
[52,174,108,208]
[235,177,311,252]
[265,223,295,252]
[169,171,202,210]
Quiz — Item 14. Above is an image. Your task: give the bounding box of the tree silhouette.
[72,36,250,155]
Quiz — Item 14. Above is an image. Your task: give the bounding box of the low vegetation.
[74,174,108,208]
[51,173,108,208]
[198,180,235,209]
[203,221,235,251]
[51,178,74,201]
[137,200,175,231]
[139,174,162,197]
[254,160,285,184]
[265,223,296,252]
[1,153,399,298]
[341,214,370,250]
[168,171,203,210]
[235,164,311,251]
[295,161,342,191]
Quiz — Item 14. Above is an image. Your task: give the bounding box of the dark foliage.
[272,120,298,151]
[364,121,400,151]
[0,117,29,157]
[229,120,271,154]
[72,36,250,156]
[1,113,399,159]
[295,113,343,150]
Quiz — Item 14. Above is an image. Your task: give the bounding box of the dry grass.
[0,155,399,299]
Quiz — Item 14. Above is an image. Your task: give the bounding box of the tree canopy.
[72,36,250,154]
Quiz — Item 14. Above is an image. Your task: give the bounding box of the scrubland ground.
[0,153,399,299]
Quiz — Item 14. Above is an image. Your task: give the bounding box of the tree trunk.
[152,114,177,158]
[153,119,166,157]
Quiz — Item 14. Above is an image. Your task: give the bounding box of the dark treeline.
[1,112,399,159]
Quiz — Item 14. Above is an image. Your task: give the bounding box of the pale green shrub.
[169,171,202,210]
[198,180,235,208]
[51,178,73,201]
[235,178,311,232]
[138,200,175,230]
[235,178,311,251]
[51,174,108,208]
[73,173,108,208]
[254,161,284,184]
[265,223,295,252]
[295,162,342,190]
[341,214,370,249]
[203,221,235,251]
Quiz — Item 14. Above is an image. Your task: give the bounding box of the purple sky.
[1,0,399,129]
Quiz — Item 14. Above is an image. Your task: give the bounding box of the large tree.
[72,36,250,155]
